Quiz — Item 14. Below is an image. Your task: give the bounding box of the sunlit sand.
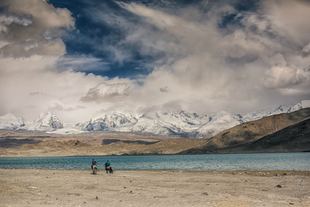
[1,169,309,207]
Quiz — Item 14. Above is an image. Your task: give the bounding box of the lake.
[0,153,309,171]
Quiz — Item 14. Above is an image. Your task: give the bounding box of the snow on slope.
[196,111,243,138]
[25,112,63,131]
[80,101,310,138]
[77,112,138,131]
[34,112,63,130]
[242,101,305,122]
[80,110,241,138]
[0,100,309,137]
[0,113,25,130]
[78,111,208,136]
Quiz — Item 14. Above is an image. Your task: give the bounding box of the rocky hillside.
[221,118,310,153]
[181,108,310,154]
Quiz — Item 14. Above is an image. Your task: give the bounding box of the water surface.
[0,153,309,171]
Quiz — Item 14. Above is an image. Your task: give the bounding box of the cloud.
[263,0,310,46]
[264,65,310,89]
[112,1,310,111]
[302,43,310,56]
[0,14,32,33]
[81,80,134,103]
[57,55,109,72]
[0,0,118,122]
[1,0,310,124]
[0,0,74,57]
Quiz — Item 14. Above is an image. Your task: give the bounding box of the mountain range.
[0,103,309,156]
[0,100,309,138]
[181,107,310,153]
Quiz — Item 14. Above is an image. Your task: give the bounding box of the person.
[91,159,97,173]
[104,160,113,174]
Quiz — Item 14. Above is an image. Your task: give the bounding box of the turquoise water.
[0,153,309,171]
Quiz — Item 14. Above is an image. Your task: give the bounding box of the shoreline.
[1,151,309,157]
[0,168,310,175]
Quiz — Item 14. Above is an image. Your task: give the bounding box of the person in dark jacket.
[104,160,113,174]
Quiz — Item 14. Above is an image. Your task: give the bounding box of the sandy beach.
[0,169,309,207]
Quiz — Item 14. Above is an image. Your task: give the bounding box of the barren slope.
[182,108,310,154]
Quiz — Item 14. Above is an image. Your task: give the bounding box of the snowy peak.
[273,105,291,114]
[243,101,309,122]
[290,100,310,112]
[31,112,63,131]
[79,110,242,138]
[79,112,138,131]
[79,101,310,138]
[0,100,309,137]
[0,113,25,130]
[196,111,243,138]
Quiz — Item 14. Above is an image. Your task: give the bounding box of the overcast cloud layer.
[0,0,310,122]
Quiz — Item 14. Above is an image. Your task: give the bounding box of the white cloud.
[0,0,74,57]
[302,43,310,55]
[0,14,32,33]
[263,0,310,46]
[264,65,310,89]
[113,1,310,111]
[1,0,310,124]
[0,0,124,122]
[57,55,109,72]
[81,80,134,102]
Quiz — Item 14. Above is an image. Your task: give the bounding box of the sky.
[0,0,310,122]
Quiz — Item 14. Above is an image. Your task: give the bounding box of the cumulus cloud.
[1,0,310,124]
[302,43,310,56]
[0,0,74,57]
[264,65,310,89]
[263,0,310,46]
[0,14,32,33]
[0,0,127,122]
[81,81,134,103]
[110,0,310,112]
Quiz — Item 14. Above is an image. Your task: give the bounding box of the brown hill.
[181,108,310,154]
[219,118,310,153]
[0,130,204,156]
[1,108,309,156]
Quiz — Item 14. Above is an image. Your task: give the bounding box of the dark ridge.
[0,138,41,148]
[102,139,159,145]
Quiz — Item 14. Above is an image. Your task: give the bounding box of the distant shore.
[1,169,309,207]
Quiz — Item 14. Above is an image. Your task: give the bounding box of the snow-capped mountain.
[78,111,209,136]
[131,111,208,136]
[0,112,63,132]
[77,112,138,131]
[78,101,310,138]
[0,101,309,137]
[242,101,308,122]
[0,113,25,130]
[29,112,64,131]
[196,111,243,138]
[77,110,244,138]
